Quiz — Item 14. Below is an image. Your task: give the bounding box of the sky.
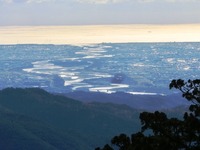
[0,0,200,25]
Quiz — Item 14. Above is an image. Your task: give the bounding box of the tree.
[96,79,200,150]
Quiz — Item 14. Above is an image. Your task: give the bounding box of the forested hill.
[0,88,141,150]
[65,91,190,111]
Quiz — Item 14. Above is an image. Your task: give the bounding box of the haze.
[0,24,200,45]
[1,0,200,45]
[0,0,200,25]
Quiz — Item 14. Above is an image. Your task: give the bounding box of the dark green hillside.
[0,107,79,150]
[0,88,140,150]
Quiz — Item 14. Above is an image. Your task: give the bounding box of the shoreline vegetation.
[0,24,200,45]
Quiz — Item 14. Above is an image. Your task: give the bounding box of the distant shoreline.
[0,24,200,45]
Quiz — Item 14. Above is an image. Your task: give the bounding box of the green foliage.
[170,79,200,104]
[97,79,200,150]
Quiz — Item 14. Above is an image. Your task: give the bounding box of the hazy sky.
[0,0,200,25]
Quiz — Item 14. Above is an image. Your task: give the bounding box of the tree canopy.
[96,79,200,150]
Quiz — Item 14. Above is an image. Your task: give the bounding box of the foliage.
[96,79,200,150]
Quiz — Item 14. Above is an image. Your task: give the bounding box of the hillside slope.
[65,91,190,111]
[0,88,141,150]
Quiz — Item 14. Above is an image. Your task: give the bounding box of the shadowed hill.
[0,88,141,150]
[65,91,190,111]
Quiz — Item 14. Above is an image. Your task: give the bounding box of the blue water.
[0,42,200,95]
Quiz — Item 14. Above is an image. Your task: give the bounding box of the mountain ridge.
[0,87,141,150]
[64,90,190,111]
